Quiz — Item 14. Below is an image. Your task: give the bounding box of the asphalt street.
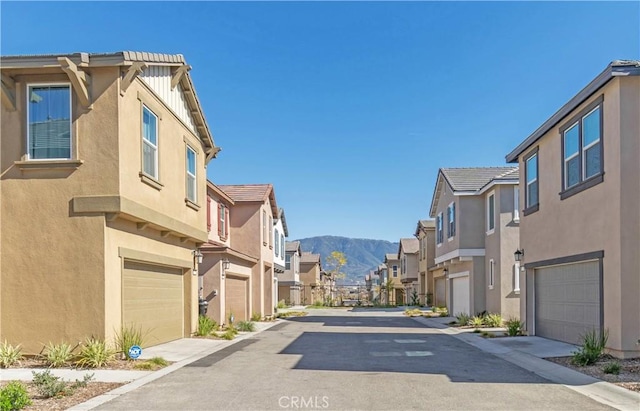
[96,309,614,410]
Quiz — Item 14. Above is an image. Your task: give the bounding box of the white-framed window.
[218,203,227,239]
[487,191,495,234]
[436,213,443,245]
[285,254,291,270]
[281,234,285,258]
[186,146,196,203]
[513,186,520,222]
[262,210,267,245]
[489,259,495,289]
[142,105,158,179]
[269,215,273,248]
[561,103,603,191]
[447,202,456,239]
[275,229,280,257]
[392,265,398,278]
[27,83,72,160]
[525,152,538,209]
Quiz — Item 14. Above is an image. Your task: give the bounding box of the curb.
[67,320,284,411]
[412,316,640,411]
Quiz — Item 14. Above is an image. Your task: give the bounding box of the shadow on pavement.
[285,315,427,328]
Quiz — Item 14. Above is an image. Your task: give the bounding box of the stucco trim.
[14,159,84,170]
[72,195,207,242]
[200,246,259,264]
[435,248,485,265]
[139,173,164,191]
[523,250,604,270]
[118,247,191,268]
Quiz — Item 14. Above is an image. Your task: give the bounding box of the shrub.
[603,362,621,375]
[0,341,23,368]
[114,325,145,360]
[404,308,422,317]
[276,311,307,318]
[0,381,31,411]
[76,338,115,368]
[221,329,236,340]
[572,329,609,366]
[410,290,420,306]
[236,321,256,332]
[195,315,218,336]
[277,300,287,309]
[133,357,168,370]
[32,370,69,398]
[251,312,262,322]
[312,300,324,307]
[42,342,75,368]
[505,318,524,336]
[484,313,503,328]
[455,313,471,326]
[469,316,485,328]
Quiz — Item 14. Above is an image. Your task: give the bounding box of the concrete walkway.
[413,315,640,411]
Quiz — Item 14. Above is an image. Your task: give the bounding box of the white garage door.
[535,261,600,345]
[123,261,184,346]
[452,275,470,316]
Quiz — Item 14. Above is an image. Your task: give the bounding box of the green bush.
[276,300,287,309]
[603,361,621,375]
[0,381,31,411]
[195,315,218,336]
[221,329,236,340]
[484,313,503,328]
[455,313,471,326]
[251,312,262,322]
[276,311,307,318]
[469,316,485,328]
[0,341,23,368]
[505,318,524,336]
[133,356,168,370]
[76,338,115,368]
[312,300,324,307]
[114,325,145,360]
[236,321,256,332]
[32,370,69,398]
[42,342,75,368]
[572,329,609,366]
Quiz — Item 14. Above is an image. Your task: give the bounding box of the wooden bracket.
[170,65,191,90]
[1,74,16,111]
[120,62,147,95]
[58,57,91,108]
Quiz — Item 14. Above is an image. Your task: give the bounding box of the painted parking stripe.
[369,352,402,357]
[405,351,433,357]
[364,339,391,343]
[393,339,426,344]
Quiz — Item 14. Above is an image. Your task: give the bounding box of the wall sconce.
[443,267,449,275]
[222,258,230,270]
[514,249,524,263]
[192,250,203,264]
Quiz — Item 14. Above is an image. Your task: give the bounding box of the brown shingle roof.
[285,241,301,253]
[384,253,398,262]
[441,167,519,192]
[399,238,419,254]
[217,184,278,215]
[300,253,321,264]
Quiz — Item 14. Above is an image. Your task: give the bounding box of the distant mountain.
[295,236,399,285]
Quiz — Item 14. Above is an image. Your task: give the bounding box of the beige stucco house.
[429,167,520,319]
[505,60,640,358]
[299,253,324,305]
[200,182,257,325]
[414,220,436,306]
[212,184,278,319]
[279,241,302,305]
[398,238,419,305]
[383,253,403,305]
[0,51,218,351]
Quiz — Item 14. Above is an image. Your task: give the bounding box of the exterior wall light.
[222,258,231,270]
[193,250,204,264]
[514,249,524,263]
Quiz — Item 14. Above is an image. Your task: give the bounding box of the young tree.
[325,251,347,306]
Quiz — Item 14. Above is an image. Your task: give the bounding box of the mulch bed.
[546,355,640,393]
[7,356,168,371]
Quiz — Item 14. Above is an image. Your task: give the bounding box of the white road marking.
[364,339,391,344]
[369,352,402,357]
[405,351,433,357]
[393,339,426,344]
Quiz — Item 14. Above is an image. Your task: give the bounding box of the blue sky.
[2,1,638,242]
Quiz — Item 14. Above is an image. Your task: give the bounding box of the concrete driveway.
[92,309,627,410]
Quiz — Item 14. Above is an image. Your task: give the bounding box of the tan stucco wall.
[206,192,231,247]
[517,77,640,357]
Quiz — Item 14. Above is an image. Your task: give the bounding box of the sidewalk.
[413,316,640,411]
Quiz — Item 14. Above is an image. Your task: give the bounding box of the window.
[275,229,280,257]
[513,186,520,222]
[269,216,273,249]
[402,256,406,274]
[27,84,72,160]
[436,213,443,245]
[392,265,398,278]
[186,146,196,203]
[285,254,291,270]
[218,204,227,239]
[206,196,212,232]
[422,239,426,260]
[262,210,267,245]
[487,192,495,234]
[281,234,284,258]
[142,105,158,179]
[525,152,539,211]
[489,259,495,288]
[561,101,603,195]
[447,202,456,239]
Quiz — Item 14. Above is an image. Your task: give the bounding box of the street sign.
[128,345,142,360]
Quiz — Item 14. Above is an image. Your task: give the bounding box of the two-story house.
[414,220,436,306]
[398,238,420,305]
[299,252,324,305]
[280,241,302,305]
[383,253,403,305]
[214,184,278,319]
[506,60,640,357]
[375,264,388,304]
[200,182,257,324]
[0,51,218,351]
[273,208,288,306]
[429,167,520,318]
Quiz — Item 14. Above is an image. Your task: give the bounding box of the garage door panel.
[452,276,470,316]
[123,261,184,346]
[535,261,600,345]
[226,276,248,322]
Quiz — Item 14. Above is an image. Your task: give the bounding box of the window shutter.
[224,207,229,238]
[452,203,456,236]
[217,203,223,237]
[207,196,212,232]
